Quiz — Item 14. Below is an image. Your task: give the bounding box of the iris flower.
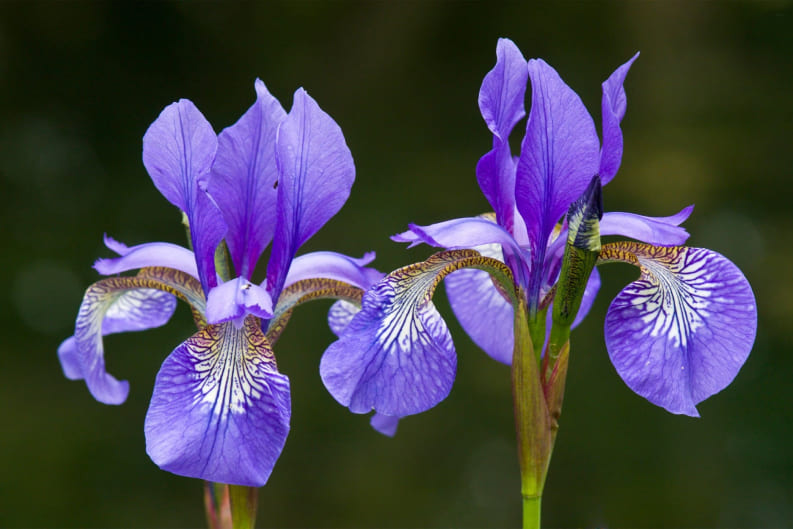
[320,38,756,429]
[58,80,381,486]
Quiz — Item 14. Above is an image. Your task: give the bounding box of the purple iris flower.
[320,38,756,425]
[58,80,380,486]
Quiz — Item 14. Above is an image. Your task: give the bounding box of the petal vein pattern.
[601,243,756,416]
[145,316,290,486]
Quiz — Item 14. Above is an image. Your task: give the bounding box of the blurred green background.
[0,2,790,527]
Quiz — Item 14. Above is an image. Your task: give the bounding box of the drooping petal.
[283,251,383,291]
[445,243,514,364]
[94,238,199,280]
[145,316,290,486]
[600,206,693,246]
[206,277,274,326]
[599,52,640,184]
[67,277,184,404]
[477,38,528,229]
[209,79,287,278]
[370,413,400,437]
[515,58,600,267]
[600,243,757,416]
[143,99,225,293]
[266,89,355,301]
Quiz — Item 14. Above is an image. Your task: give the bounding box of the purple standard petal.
[515,59,600,262]
[445,243,514,365]
[206,277,274,326]
[68,280,178,404]
[599,53,640,184]
[143,99,225,293]
[94,238,199,280]
[284,251,383,291]
[209,80,287,278]
[145,316,291,486]
[477,38,528,229]
[600,206,693,246]
[266,89,355,301]
[320,254,463,417]
[602,243,757,416]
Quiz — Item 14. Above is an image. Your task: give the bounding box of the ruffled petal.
[94,237,199,280]
[266,89,355,300]
[515,59,600,260]
[445,243,514,364]
[320,253,464,417]
[145,316,290,486]
[68,279,178,404]
[599,53,640,184]
[209,79,287,278]
[601,243,757,416]
[142,99,225,293]
[600,206,693,246]
[370,413,400,437]
[283,251,383,291]
[206,277,274,326]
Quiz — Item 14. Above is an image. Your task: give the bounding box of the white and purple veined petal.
[143,99,226,294]
[476,38,528,230]
[64,281,178,404]
[601,243,757,416]
[209,79,287,279]
[206,277,274,326]
[320,254,461,417]
[599,52,639,184]
[445,242,514,365]
[266,89,355,301]
[145,316,291,487]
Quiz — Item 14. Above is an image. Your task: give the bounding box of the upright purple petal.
[266,89,355,301]
[599,53,639,184]
[477,38,528,230]
[143,99,225,293]
[321,254,462,417]
[145,316,291,486]
[600,206,693,246]
[515,59,600,257]
[602,243,756,416]
[445,243,514,364]
[209,80,287,278]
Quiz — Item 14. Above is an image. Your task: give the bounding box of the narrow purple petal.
[600,206,693,246]
[206,277,274,325]
[142,99,225,293]
[283,251,383,291]
[370,413,400,437]
[476,144,518,233]
[69,280,177,404]
[320,255,460,417]
[145,317,290,486]
[603,244,756,416]
[209,79,287,278]
[393,217,526,258]
[94,239,199,280]
[599,53,640,184]
[445,243,514,364]
[515,59,600,259]
[571,267,601,329]
[266,89,355,301]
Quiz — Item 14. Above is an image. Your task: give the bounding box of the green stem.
[203,482,258,529]
[523,494,542,529]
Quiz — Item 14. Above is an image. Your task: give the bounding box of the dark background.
[1,2,790,527]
